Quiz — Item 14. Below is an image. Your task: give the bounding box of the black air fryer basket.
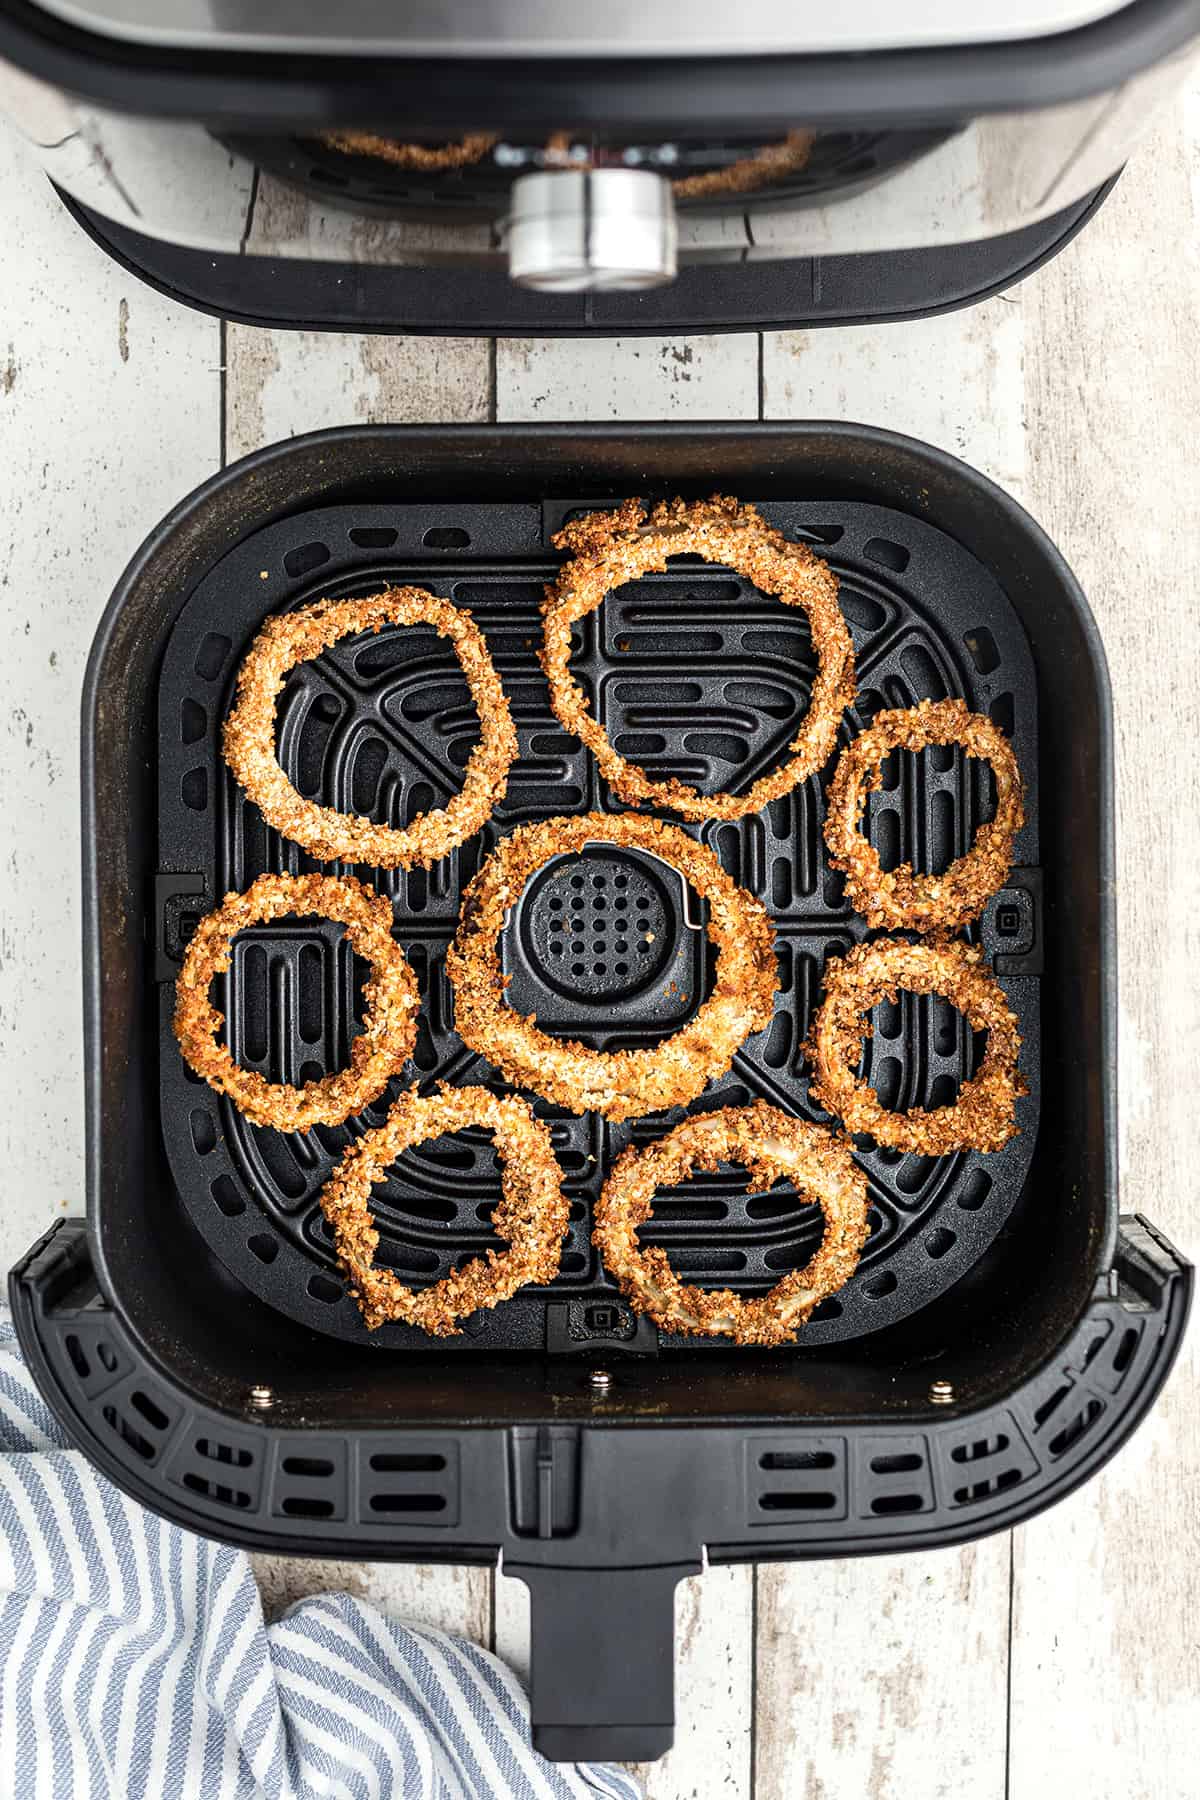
[10,424,1190,1764]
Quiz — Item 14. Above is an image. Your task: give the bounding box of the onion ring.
[805,937,1025,1153]
[173,873,418,1132]
[223,589,518,870]
[321,130,498,170]
[445,812,778,1121]
[593,1103,870,1345]
[673,131,816,200]
[824,698,1025,932]
[320,1085,570,1334]
[540,495,856,822]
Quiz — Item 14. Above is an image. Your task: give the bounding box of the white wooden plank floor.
[1,73,1197,1799]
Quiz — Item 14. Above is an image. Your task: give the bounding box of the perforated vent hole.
[1048,1397,1104,1458]
[190,1110,217,1155]
[193,633,230,681]
[423,527,471,549]
[211,1175,245,1217]
[863,537,910,573]
[96,1342,117,1373]
[759,1491,837,1511]
[925,1228,956,1260]
[369,1452,446,1473]
[307,1274,343,1304]
[181,768,208,812]
[248,1233,279,1265]
[281,1496,335,1518]
[870,1453,922,1474]
[964,626,1001,675]
[282,1455,334,1478]
[183,1472,251,1508]
[957,1170,991,1212]
[759,1449,836,1471]
[130,1390,170,1432]
[283,541,331,578]
[349,527,398,548]
[862,1270,898,1300]
[102,1405,154,1461]
[954,1467,1022,1504]
[1113,1327,1139,1374]
[65,1335,90,1379]
[196,1437,252,1468]
[951,1434,1009,1464]
[369,1493,447,1513]
[521,851,675,1001]
[871,1493,923,1515]
[181,698,207,744]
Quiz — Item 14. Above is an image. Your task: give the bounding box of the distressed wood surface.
[0,122,218,1264]
[1009,88,1200,1800]
[1,62,1197,1799]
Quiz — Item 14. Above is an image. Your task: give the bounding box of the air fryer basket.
[10,425,1190,1764]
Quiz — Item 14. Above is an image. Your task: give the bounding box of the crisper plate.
[156,496,1040,1351]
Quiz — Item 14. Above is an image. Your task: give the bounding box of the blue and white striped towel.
[0,1308,641,1800]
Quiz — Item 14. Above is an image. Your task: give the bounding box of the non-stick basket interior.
[156,494,1040,1355]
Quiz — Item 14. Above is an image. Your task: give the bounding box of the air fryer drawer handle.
[509,1561,698,1764]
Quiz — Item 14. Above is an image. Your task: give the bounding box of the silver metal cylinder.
[506,168,677,293]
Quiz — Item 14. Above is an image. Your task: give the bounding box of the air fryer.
[1,2,1198,331]
[8,423,1191,1764]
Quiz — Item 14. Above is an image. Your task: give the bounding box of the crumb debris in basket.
[540,495,856,822]
[446,812,778,1121]
[173,872,418,1131]
[805,936,1025,1154]
[593,1103,870,1345]
[223,588,517,870]
[824,697,1025,933]
[320,1085,569,1335]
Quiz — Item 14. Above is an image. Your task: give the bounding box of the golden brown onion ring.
[320,1085,570,1334]
[540,495,856,822]
[320,130,498,170]
[173,873,418,1131]
[805,936,1025,1153]
[824,698,1024,933]
[593,1103,870,1345]
[673,130,816,199]
[445,812,778,1122]
[223,589,518,870]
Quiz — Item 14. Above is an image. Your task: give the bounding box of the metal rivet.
[588,1369,613,1393]
[248,1384,274,1410]
[929,1379,955,1405]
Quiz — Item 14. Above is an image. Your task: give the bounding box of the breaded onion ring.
[321,130,498,170]
[173,873,418,1132]
[593,1103,870,1345]
[223,589,517,870]
[540,496,855,822]
[445,813,778,1121]
[825,698,1025,933]
[673,130,816,200]
[320,1085,570,1334]
[805,937,1025,1153]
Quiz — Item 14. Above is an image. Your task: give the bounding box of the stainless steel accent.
[31,0,1138,58]
[507,169,676,293]
[11,44,1196,270]
[928,1380,956,1405]
[588,1370,613,1392]
[247,1384,274,1409]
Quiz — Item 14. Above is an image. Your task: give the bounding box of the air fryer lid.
[24,0,1148,57]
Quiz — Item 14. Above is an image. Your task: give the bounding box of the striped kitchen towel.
[0,1308,641,1800]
